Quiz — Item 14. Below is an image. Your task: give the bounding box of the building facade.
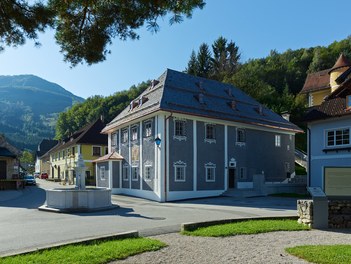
[48,118,107,184]
[0,135,20,180]
[35,139,58,175]
[304,59,351,197]
[96,69,302,201]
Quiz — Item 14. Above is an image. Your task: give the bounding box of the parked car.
[34,172,40,178]
[40,173,48,179]
[24,175,36,185]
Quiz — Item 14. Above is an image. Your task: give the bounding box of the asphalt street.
[0,179,298,256]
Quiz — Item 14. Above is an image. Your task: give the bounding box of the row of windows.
[52,146,76,161]
[52,146,107,161]
[173,162,247,182]
[112,119,290,148]
[122,165,153,182]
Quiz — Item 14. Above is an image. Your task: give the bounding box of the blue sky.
[0,0,350,99]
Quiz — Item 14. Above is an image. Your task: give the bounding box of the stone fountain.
[39,154,113,213]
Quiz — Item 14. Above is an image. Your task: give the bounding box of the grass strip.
[286,245,351,264]
[0,237,166,264]
[182,219,309,237]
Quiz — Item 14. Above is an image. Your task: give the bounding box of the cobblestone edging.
[297,199,351,228]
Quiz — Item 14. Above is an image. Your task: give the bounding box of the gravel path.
[113,230,351,264]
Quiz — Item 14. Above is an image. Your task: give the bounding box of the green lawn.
[182,219,310,237]
[286,245,351,264]
[0,238,166,264]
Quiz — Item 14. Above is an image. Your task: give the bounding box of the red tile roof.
[93,151,124,163]
[304,74,351,122]
[328,54,351,73]
[300,69,330,94]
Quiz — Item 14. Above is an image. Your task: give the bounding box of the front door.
[0,160,7,179]
[228,168,236,189]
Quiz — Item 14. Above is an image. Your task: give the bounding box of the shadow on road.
[74,206,166,220]
[0,185,46,209]
[175,195,298,211]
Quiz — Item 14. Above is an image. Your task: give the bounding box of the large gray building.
[95,69,302,201]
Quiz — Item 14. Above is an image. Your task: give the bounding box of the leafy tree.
[19,150,34,174]
[0,0,205,66]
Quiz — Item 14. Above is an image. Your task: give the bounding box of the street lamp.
[155,136,161,146]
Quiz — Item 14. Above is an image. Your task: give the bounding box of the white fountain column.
[75,154,86,190]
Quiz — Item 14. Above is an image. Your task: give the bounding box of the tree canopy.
[0,0,205,65]
[55,81,149,140]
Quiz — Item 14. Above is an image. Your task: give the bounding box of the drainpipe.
[164,112,173,202]
[307,127,311,187]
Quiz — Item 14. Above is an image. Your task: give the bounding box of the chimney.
[227,88,232,97]
[100,115,104,123]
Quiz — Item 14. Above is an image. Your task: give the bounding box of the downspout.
[307,127,311,187]
[164,112,173,202]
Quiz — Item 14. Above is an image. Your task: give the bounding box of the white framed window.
[144,165,152,181]
[239,167,247,179]
[326,128,350,147]
[174,161,186,182]
[205,162,216,182]
[144,120,152,138]
[205,123,216,143]
[122,129,128,143]
[131,126,138,141]
[92,146,101,156]
[111,132,118,150]
[236,128,246,146]
[173,118,187,141]
[275,135,281,147]
[100,166,105,180]
[123,164,129,181]
[132,166,139,181]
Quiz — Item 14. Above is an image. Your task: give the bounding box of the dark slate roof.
[0,135,20,157]
[103,69,302,133]
[0,147,17,158]
[36,139,58,158]
[299,69,331,94]
[49,118,107,153]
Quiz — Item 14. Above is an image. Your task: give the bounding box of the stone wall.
[297,199,351,228]
[329,200,351,228]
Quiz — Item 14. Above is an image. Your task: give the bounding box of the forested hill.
[0,75,84,151]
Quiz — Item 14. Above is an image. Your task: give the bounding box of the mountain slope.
[0,75,84,151]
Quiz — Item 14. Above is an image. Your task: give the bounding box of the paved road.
[0,179,298,256]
